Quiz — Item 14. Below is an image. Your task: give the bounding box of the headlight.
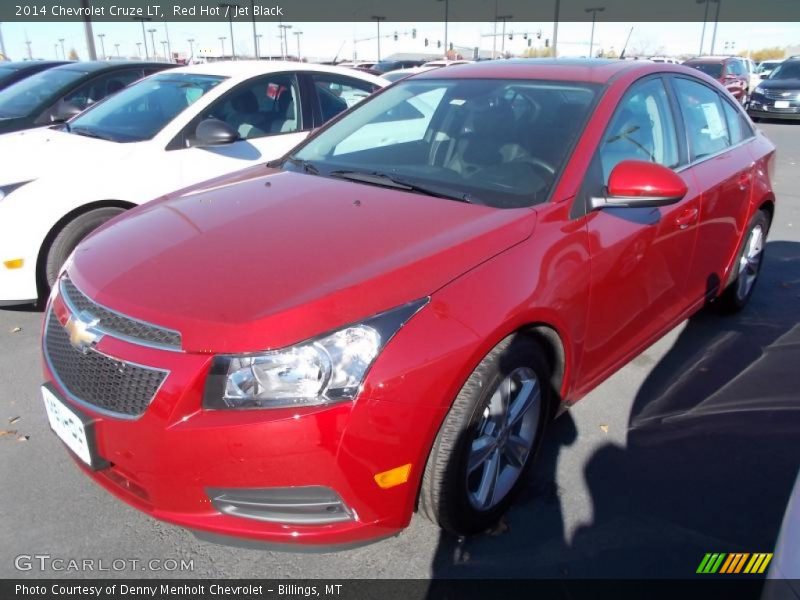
[753,86,765,95]
[203,299,428,410]
[0,180,33,201]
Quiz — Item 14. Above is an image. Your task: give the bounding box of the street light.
[372,16,386,61]
[58,38,66,60]
[114,43,120,57]
[54,43,59,60]
[496,15,512,56]
[278,24,292,59]
[293,31,303,61]
[147,29,157,60]
[709,0,722,55]
[136,41,142,58]
[97,33,106,60]
[219,2,239,60]
[219,36,227,58]
[255,33,263,59]
[585,6,605,58]
[187,38,195,60]
[438,0,449,59]
[161,40,168,60]
[133,16,151,61]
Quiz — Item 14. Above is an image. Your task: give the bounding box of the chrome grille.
[61,277,182,350]
[44,311,167,417]
[762,89,800,101]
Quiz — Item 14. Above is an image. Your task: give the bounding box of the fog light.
[3,258,24,269]
[374,463,412,489]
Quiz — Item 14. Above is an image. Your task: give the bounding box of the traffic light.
[545,38,549,47]
[537,30,542,39]
[528,38,532,47]
[437,40,441,48]
[508,33,513,40]
[393,32,398,41]
[449,42,453,50]
[523,33,528,40]
[412,28,417,39]
[425,38,429,46]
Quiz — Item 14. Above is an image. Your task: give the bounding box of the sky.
[1,21,797,62]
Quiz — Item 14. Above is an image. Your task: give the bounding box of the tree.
[740,47,786,62]
[68,48,79,60]
[522,47,554,58]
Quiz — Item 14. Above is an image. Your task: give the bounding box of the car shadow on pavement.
[429,240,800,581]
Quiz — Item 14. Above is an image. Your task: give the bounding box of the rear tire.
[44,207,126,289]
[419,334,550,535]
[716,209,769,313]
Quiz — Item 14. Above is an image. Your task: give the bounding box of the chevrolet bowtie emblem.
[64,310,103,354]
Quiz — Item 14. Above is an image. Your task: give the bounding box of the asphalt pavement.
[1,121,798,580]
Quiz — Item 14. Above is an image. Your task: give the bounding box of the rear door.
[669,75,755,303]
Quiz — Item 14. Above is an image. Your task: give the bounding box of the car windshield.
[290,78,598,209]
[383,71,413,82]
[686,63,723,78]
[0,67,84,118]
[0,66,20,86]
[769,62,800,80]
[67,72,226,143]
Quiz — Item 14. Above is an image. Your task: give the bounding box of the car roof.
[167,60,388,84]
[412,58,668,84]
[1,60,69,71]
[684,56,737,64]
[55,61,172,74]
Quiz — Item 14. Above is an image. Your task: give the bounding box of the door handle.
[737,173,751,191]
[675,208,699,230]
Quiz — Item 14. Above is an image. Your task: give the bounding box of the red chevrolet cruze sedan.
[41,59,776,547]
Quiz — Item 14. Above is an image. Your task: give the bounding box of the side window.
[189,73,302,142]
[674,77,731,161]
[721,99,753,145]
[599,78,679,181]
[311,74,377,122]
[63,69,142,109]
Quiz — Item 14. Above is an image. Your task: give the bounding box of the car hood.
[757,78,800,91]
[0,127,131,184]
[69,168,537,353]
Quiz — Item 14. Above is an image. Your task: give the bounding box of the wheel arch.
[517,322,568,419]
[35,199,136,295]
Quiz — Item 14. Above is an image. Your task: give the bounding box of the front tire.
[419,334,550,535]
[716,209,769,313]
[44,207,127,289]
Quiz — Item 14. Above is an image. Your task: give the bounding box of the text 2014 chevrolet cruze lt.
[41,60,776,546]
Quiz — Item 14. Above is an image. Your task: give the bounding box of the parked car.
[373,59,428,74]
[337,61,377,70]
[0,60,70,92]
[683,56,750,104]
[749,57,800,121]
[0,61,172,134]
[422,59,474,68]
[40,59,775,546]
[0,61,387,305]
[756,59,783,79]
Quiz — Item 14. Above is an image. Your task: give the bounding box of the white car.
[0,61,387,305]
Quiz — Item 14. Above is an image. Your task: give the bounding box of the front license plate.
[42,385,103,469]
[774,100,790,109]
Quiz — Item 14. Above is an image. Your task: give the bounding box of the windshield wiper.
[69,126,116,142]
[276,156,320,176]
[329,170,473,203]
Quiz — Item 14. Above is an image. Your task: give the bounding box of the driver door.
[578,76,702,388]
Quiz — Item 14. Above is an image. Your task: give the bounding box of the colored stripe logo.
[697,553,773,574]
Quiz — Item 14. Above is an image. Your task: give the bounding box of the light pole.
[372,16,385,61]
[585,6,605,58]
[278,24,292,59]
[80,0,96,60]
[24,38,32,60]
[255,33,263,59]
[438,0,449,59]
[219,3,238,60]
[293,31,303,61]
[133,16,151,60]
[552,0,560,58]
[250,0,258,61]
[0,22,6,60]
[187,38,195,60]
[497,15,512,56]
[54,43,59,59]
[219,36,227,58]
[97,33,106,60]
[161,40,168,61]
[164,22,172,61]
[59,38,66,60]
[709,0,722,55]
[147,29,157,60]
[136,41,142,58]
[114,43,120,57]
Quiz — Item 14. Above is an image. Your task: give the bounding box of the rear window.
[685,63,723,79]
[0,67,85,118]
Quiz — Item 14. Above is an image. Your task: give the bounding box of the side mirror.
[50,102,82,123]
[759,73,768,79]
[591,160,688,210]
[194,118,239,147]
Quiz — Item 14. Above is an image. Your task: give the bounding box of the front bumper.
[41,290,453,546]
[748,97,800,120]
[0,255,38,305]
